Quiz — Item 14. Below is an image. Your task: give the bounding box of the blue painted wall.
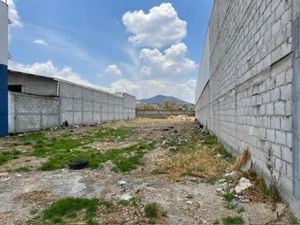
[0,64,8,136]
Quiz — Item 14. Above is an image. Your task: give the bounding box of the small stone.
[119,193,132,201]
[216,188,223,193]
[239,197,251,203]
[218,178,226,184]
[0,172,9,177]
[221,182,229,189]
[230,198,239,206]
[186,201,193,205]
[118,180,127,186]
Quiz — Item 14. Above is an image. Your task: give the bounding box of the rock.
[218,179,226,184]
[118,180,127,186]
[235,177,253,194]
[186,201,193,205]
[221,182,229,189]
[230,198,239,206]
[217,154,222,158]
[0,172,9,177]
[216,188,223,193]
[119,193,133,201]
[224,171,237,179]
[239,198,251,203]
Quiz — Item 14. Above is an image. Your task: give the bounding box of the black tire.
[68,159,89,170]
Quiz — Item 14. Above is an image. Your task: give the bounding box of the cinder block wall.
[195,0,300,217]
[58,81,136,125]
[7,74,137,132]
[9,92,60,133]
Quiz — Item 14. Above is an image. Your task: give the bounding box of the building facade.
[8,71,136,133]
[195,0,300,218]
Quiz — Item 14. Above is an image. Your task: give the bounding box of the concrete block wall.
[7,73,136,133]
[136,110,195,118]
[59,81,136,125]
[196,0,300,217]
[8,92,60,133]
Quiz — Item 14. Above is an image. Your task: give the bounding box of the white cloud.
[8,60,196,102]
[8,60,110,92]
[105,64,122,76]
[122,3,187,48]
[6,0,22,27]
[110,78,196,103]
[33,39,48,47]
[139,43,197,78]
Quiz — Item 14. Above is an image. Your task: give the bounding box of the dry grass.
[233,148,251,171]
[13,190,54,205]
[161,148,227,182]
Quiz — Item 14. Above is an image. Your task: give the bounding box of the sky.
[6,0,213,103]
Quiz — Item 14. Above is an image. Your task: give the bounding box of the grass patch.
[27,197,110,225]
[0,126,155,173]
[237,207,245,214]
[0,151,21,166]
[212,219,220,225]
[27,197,164,225]
[39,142,154,171]
[222,216,244,225]
[201,131,235,162]
[144,202,167,220]
[157,129,231,183]
[112,142,155,172]
[144,203,160,218]
[223,192,235,202]
[11,167,31,173]
[161,147,227,182]
[148,218,157,224]
[242,171,282,203]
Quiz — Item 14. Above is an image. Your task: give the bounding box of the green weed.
[12,167,31,173]
[27,197,102,225]
[39,142,154,171]
[223,192,235,202]
[222,216,244,225]
[144,203,160,218]
[0,151,21,166]
[212,219,220,225]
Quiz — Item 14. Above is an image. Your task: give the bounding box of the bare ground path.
[0,118,296,225]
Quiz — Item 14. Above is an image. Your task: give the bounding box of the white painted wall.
[0,1,8,66]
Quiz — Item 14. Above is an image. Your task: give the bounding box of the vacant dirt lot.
[0,117,297,225]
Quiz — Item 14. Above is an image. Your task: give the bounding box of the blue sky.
[7,0,213,103]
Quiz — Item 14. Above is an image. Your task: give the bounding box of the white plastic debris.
[224,171,237,178]
[235,177,253,194]
[119,193,132,201]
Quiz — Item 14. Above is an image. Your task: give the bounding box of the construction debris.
[235,177,253,194]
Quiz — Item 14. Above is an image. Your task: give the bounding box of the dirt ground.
[0,117,297,225]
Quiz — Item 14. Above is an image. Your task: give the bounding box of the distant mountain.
[138,95,193,105]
